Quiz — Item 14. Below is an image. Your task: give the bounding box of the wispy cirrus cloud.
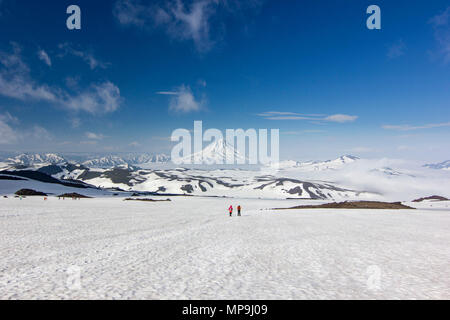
[429,6,450,63]
[30,125,52,141]
[0,44,121,114]
[58,43,108,70]
[113,0,263,52]
[156,91,178,95]
[0,44,57,102]
[0,112,18,144]
[114,0,215,51]
[85,132,106,140]
[63,82,122,114]
[382,122,450,131]
[324,114,358,123]
[157,84,204,113]
[129,141,141,147]
[0,112,51,145]
[258,111,358,123]
[37,49,52,66]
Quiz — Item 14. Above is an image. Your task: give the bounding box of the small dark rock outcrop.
[181,184,194,194]
[412,195,449,202]
[57,193,91,199]
[275,201,415,210]
[15,189,48,196]
[124,198,171,202]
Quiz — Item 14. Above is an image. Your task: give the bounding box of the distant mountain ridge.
[0,151,365,174]
[272,155,359,171]
[3,150,448,200]
[2,152,171,168]
[424,160,450,170]
[0,150,378,200]
[6,153,66,166]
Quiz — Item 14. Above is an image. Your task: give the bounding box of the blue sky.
[0,0,449,161]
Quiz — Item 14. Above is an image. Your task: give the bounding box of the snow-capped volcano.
[424,160,450,170]
[180,139,247,165]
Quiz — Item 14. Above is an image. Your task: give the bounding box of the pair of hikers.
[228,205,241,217]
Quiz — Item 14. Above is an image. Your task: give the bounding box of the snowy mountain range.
[272,155,359,171]
[1,141,450,200]
[424,160,450,170]
[1,152,171,169]
[0,148,373,200]
[6,153,66,166]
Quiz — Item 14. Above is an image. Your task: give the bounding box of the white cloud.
[114,0,214,51]
[324,114,358,123]
[113,0,151,26]
[37,49,52,66]
[0,111,18,124]
[0,113,17,144]
[113,0,263,52]
[64,82,122,114]
[0,44,122,114]
[168,0,214,51]
[156,91,178,95]
[129,141,140,147]
[30,125,52,141]
[258,111,329,120]
[0,44,57,101]
[158,84,203,113]
[430,6,450,27]
[258,111,358,123]
[85,132,105,140]
[382,122,450,131]
[429,6,450,63]
[0,113,51,145]
[58,43,108,69]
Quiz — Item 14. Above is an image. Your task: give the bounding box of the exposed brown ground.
[57,193,92,199]
[15,189,48,196]
[124,198,171,202]
[412,195,448,202]
[275,201,415,210]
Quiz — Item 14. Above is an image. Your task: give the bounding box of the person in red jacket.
[237,205,241,216]
[228,205,233,217]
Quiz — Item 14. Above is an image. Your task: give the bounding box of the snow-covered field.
[1,196,449,300]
